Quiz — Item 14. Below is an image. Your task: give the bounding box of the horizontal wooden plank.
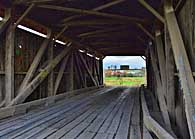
[140,85,176,139]
[0,86,106,120]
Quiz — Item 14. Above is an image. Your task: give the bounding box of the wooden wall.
[146,1,195,138]
[0,28,103,104]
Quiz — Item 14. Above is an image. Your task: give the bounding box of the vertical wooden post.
[66,51,74,91]
[75,52,86,88]
[79,53,98,86]
[0,77,3,103]
[93,58,99,86]
[149,46,172,130]
[54,55,70,95]
[164,1,195,137]
[8,45,72,106]
[17,30,52,94]
[5,23,15,106]
[99,59,104,85]
[95,59,101,85]
[146,54,152,90]
[155,30,167,97]
[48,40,54,96]
[164,27,176,125]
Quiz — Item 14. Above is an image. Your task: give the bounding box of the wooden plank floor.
[0,87,154,139]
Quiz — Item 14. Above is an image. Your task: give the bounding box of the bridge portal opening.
[103,56,146,86]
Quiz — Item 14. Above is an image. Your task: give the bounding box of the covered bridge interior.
[0,0,195,138]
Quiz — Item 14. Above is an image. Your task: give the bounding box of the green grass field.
[104,76,146,86]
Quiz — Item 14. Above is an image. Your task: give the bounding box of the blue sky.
[103,56,146,69]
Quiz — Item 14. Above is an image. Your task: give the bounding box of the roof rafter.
[99,45,141,50]
[78,26,127,38]
[138,0,165,23]
[15,3,35,26]
[37,5,147,24]
[14,0,58,4]
[60,19,129,27]
[62,0,126,23]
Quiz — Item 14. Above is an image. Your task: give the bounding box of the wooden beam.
[99,46,133,50]
[155,30,167,97]
[66,51,74,91]
[149,46,172,130]
[17,29,52,95]
[5,23,15,106]
[78,53,98,86]
[90,42,132,46]
[55,26,68,40]
[0,8,11,35]
[54,54,70,95]
[140,86,175,139]
[62,0,126,23]
[38,5,147,24]
[175,0,186,12]
[8,45,72,106]
[67,37,104,58]
[164,1,195,138]
[78,26,127,38]
[137,24,155,40]
[3,6,103,58]
[15,3,34,26]
[47,39,54,96]
[61,20,129,27]
[165,27,176,126]
[99,59,103,85]
[0,71,74,75]
[92,58,99,86]
[93,0,126,11]
[75,52,86,88]
[95,59,101,85]
[138,0,165,23]
[14,0,58,4]
[79,31,132,40]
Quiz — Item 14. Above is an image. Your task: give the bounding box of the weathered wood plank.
[0,87,107,135]
[141,86,176,139]
[129,89,141,139]
[138,0,165,23]
[15,4,34,26]
[5,24,15,106]
[155,30,167,98]
[79,53,98,86]
[143,125,153,139]
[165,27,175,125]
[66,51,74,91]
[54,55,70,95]
[164,1,195,138]
[48,39,54,97]
[61,106,105,139]
[5,97,94,138]
[17,30,52,95]
[74,52,86,88]
[0,85,104,120]
[149,46,172,129]
[8,45,72,106]
[46,101,105,138]
[115,89,134,139]
[77,90,128,139]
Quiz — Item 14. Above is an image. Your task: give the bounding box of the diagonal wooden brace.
[8,45,72,106]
